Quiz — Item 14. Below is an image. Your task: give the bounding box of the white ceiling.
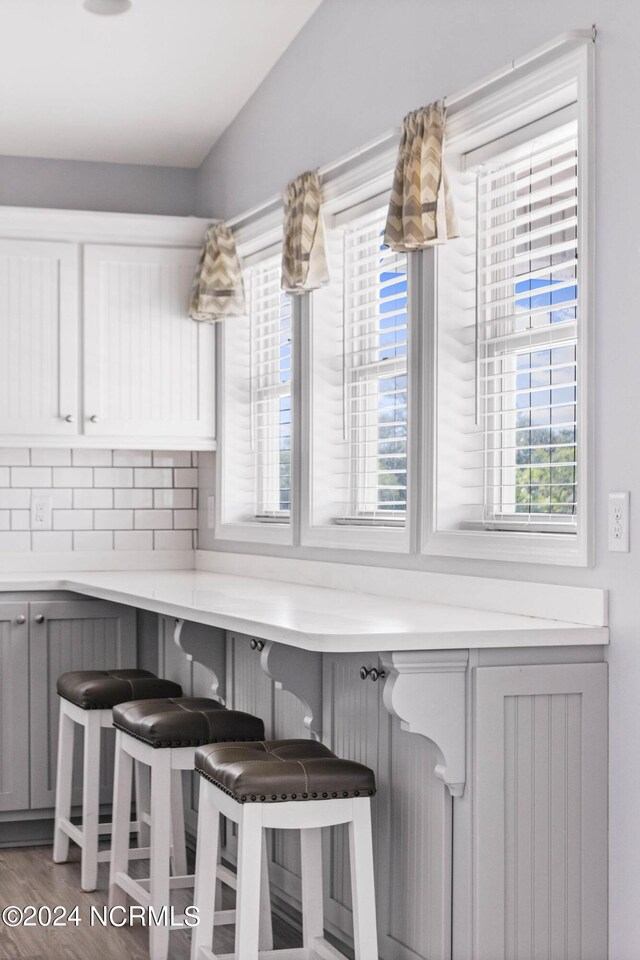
[0,0,322,168]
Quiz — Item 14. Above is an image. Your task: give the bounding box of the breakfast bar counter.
[0,564,609,960]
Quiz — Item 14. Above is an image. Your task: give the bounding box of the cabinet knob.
[34,614,45,624]
[359,666,386,682]
[15,615,26,625]
[89,415,99,423]
[64,414,74,423]
[250,638,265,652]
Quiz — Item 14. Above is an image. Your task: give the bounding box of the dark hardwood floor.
[0,844,300,960]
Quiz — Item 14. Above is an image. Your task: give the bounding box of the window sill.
[423,526,590,567]
[215,520,293,546]
[302,521,411,553]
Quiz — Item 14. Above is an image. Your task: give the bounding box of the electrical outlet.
[207,495,216,529]
[31,494,52,530]
[608,491,630,552]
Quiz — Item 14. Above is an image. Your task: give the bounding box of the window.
[427,44,592,565]
[249,257,292,519]
[477,126,578,531]
[217,248,293,542]
[306,200,411,550]
[342,211,408,523]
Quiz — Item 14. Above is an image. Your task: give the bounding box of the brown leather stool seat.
[194,738,376,803]
[57,669,183,710]
[112,697,265,749]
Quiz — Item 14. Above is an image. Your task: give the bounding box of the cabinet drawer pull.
[15,615,26,625]
[64,414,74,423]
[34,614,45,624]
[250,638,265,652]
[89,415,99,423]
[359,666,386,682]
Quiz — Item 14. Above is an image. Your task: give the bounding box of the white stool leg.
[190,780,220,960]
[135,760,151,848]
[170,769,188,877]
[149,750,173,960]
[235,805,263,960]
[348,800,379,960]
[259,830,274,950]
[109,730,133,909]
[80,710,102,891]
[52,701,75,863]
[300,826,324,951]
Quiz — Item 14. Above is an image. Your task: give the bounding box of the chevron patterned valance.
[384,101,458,252]
[281,170,330,294]
[189,222,246,322]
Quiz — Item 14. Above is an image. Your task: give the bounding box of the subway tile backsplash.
[0,449,198,552]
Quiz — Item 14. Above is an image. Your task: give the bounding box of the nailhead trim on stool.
[57,669,183,710]
[109,699,272,960]
[190,739,379,960]
[194,739,377,803]
[112,697,265,748]
[53,669,184,894]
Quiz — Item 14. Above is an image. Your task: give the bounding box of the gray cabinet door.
[322,651,382,943]
[29,599,137,810]
[0,602,30,812]
[323,651,452,960]
[473,662,608,960]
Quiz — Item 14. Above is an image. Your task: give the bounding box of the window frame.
[215,237,296,546]
[422,43,594,566]
[301,190,416,553]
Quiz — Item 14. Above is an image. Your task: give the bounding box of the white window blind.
[476,123,578,531]
[249,256,292,519]
[339,209,409,524]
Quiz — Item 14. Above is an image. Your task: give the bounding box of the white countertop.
[0,568,609,652]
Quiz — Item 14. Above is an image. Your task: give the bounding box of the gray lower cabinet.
[156,622,607,960]
[29,598,137,810]
[0,602,30,812]
[323,652,452,960]
[158,615,226,832]
[470,661,608,960]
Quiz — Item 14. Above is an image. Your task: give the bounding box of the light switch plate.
[608,491,630,552]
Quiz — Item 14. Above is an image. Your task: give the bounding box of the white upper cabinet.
[0,239,79,437]
[0,209,216,449]
[83,244,215,443]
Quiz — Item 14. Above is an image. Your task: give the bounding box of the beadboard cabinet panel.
[473,663,608,960]
[83,244,215,443]
[29,599,137,810]
[0,603,30,812]
[323,652,451,960]
[158,615,223,830]
[377,715,452,960]
[224,632,311,901]
[0,239,78,437]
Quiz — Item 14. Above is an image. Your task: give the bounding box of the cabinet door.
[473,663,608,960]
[29,599,137,810]
[322,652,381,939]
[83,243,215,443]
[0,239,78,437]
[0,603,29,812]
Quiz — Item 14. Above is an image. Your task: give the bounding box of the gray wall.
[195,2,640,957]
[0,154,196,216]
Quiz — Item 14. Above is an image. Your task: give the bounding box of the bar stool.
[190,739,379,960]
[109,697,273,960]
[53,668,183,892]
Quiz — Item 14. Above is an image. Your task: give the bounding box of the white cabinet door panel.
[0,239,78,436]
[83,244,215,441]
